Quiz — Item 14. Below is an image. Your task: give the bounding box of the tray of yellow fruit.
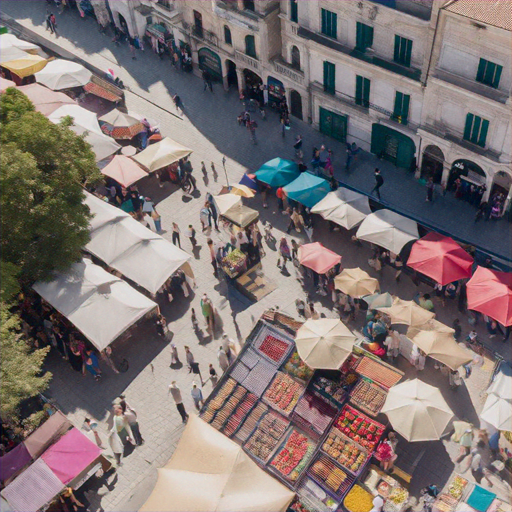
[343,485,374,512]
[383,487,409,512]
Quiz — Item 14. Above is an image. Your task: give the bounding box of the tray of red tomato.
[333,405,385,452]
[268,427,317,484]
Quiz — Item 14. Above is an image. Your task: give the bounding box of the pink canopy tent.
[101,155,148,187]
[298,242,341,274]
[407,232,473,285]
[0,443,31,485]
[41,428,101,485]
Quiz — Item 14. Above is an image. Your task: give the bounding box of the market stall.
[283,173,330,209]
[35,59,92,91]
[132,137,192,173]
[17,83,77,116]
[255,158,300,187]
[100,155,148,187]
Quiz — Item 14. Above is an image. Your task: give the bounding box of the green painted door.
[371,124,415,169]
[319,107,347,143]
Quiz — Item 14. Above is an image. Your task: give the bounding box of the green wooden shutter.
[493,65,503,88]
[290,0,298,22]
[401,94,410,123]
[367,25,374,48]
[393,91,403,118]
[478,119,489,147]
[404,38,412,67]
[324,61,335,94]
[321,9,327,34]
[356,22,363,49]
[476,58,486,82]
[471,116,481,144]
[483,62,496,87]
[245,35,256,58]
[363,78,370,107]
[332,12,337,39]
[463,113,474,141]
[356,75,362,104]
[394,35,400,62]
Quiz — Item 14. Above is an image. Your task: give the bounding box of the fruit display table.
[220,248,247,278]
[355,356,403,390]
[282,349,315,384]
[292,390,338,437]
[343,484,374,512]
[263,372,306,417]
[322,427,370,476]
[362,465,411,512]
[307,452,355,500]
[349,377,388,417]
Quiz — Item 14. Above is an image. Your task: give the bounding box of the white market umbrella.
[0,33,40,53]
[406,318,455,339]
[363,292,393,309]
[480,394,512,432]
[487,363,512,400]
[382,379,454,442]
[133,137,192,172]
[356,209,419,254]
[213,193,242,215]
[335,268,379,298]
[378,297,435,327]
[0,46,29,64]
[35,59,92,90]
[311,189,371,230]
[295,318,357,370]
[17,83,76,116]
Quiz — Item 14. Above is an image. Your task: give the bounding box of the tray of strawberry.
[269,428,316,483]
[244,410,289,463]
[349,378,388,417]
[256,334,292,365]
[322,426,370,476]
[263,372,305,416]
[333,405,385,452]
[308,452,355,499]
[282,350,315,384]
[222,392,258,437]
[292,390,338,436]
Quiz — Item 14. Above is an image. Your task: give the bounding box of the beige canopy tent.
[139,415,294,512]
[213,193,242,215]
[377,297,435,327]
[222,204,259,229]
[133,137,192,172]
[295,318,357,370]
[101,155,148,187]
[406,318,455,339]
[334,268,379,298]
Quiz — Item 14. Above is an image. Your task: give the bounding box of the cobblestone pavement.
[2,3,511,510]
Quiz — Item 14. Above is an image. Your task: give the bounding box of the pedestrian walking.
[202,70,213,92]
[168,381,189,423]
[280,117,286,138]
[84,348,102,381]
[277,237,292,270]
[46,13,55,33]
[185,225,197,248]
[208,201,219,231]
[248,119,258,145]
[201,161,207,177]
[191,382,204,410]
[294,135,303,159]
[218,346,230,372]
[207,239,219,277]
[172,222,181,248]
[119,396,144,445]
[371,168,384,200]
[184,345,195,370]
[170,342,180,365]
[200,294,215,332]
[173,94,184,115]
[211,161,219,181]
[426,177,435,202]
[411,345,426,371]
[209,364,218,386]
[222,333,236,364]
[276,187,285,211]
[155,313,167,338]
[128,36,137,59]
[375,432,398,473]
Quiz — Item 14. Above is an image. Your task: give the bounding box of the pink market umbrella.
[101,155,148,187]
[407,232,473,286]
[298,242,341,274]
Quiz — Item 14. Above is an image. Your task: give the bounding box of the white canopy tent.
[35,59,92,90]
[0,33,40,53]
[311,188,371,230]
[356,209,419,254]
[84,192,192,294]
[49,105,120,161]
[133,137,192,172]
[33,259,157,351]
[213,193,242,215]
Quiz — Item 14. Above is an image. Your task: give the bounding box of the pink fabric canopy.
[0,443,31,484]
[407,232,473,285]
[101,155,148,187]
[41,428,100,484]
[298,242,341,274]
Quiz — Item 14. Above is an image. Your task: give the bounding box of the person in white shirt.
[168,381,188,423]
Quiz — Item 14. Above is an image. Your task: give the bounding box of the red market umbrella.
[467,266,512,326]
[407,232,473,285]
[298,242,341,275]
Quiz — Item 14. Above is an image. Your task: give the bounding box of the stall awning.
[23,412,73,459]
[1,53,47,78]
[0,444,31,485]
[133,137,193,173]
[283,172,330,208]
[84,75,123,103]
[145,23,170,43]
[33,259,157,351]
[221,204,259,228]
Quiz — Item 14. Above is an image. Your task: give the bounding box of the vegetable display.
[322,427,369,475]
[293,391,338,435]
[349,378,387,416]
[283,350,315,383]
[264,372,304,415]
[245,411,289,462]
[210,385,247,430]
[334,405,385,452]
[258,335,290,363]
[355,356,402,389]
[344,485,374,512]
[270,429,316,481]
[221,248,247,277]
[309,454,349,494]
[448,475,467,500]
[234,402,268,443]
[223,392,258,437]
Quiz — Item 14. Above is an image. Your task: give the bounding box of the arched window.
[224,25,232,45]
[291,46,300,70]
[245,35,256,58]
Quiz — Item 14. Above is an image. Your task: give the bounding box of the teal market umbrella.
[255,158,299,187]
[363,292,393,309]
[283,172,330,209]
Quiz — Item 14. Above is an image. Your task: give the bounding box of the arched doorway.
[290,90,302,120]
[421,145,444,184]
[118,13,129,35]
[226,59,237,89]
[448,159,486,192]
[291,46,300,70]
[243,69,262,101]
[198,48,222,82]
[371,124,416,170]
[490,171,511,200]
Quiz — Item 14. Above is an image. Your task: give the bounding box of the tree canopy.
[0,88,102,284]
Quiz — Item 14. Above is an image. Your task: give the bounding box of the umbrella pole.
[222,156,230,188]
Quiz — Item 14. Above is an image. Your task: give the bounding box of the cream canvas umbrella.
[410,330,472,370]
[133,137,192,172]
[140,415,294,512]
[406,318,455,339]
[378,298,435,326]
[35,59,92,90]
[381,379,454,442]
[356,209,419,254]
[311,189,371,230]
[295,318,357,370]
[213,193,242,215]
[335,268,379,298]
[480,394,512,432]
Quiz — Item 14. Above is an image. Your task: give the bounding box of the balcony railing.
[191,26,219,47]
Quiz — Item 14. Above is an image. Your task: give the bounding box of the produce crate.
[210,384,247,431]
[281,349,315,384]
[263,372,306,417]
[343,484,375,512]
[333,405,386,453]
[221,249,247,278]
[253,324,294,366]
[200,378,237,423]
[447,475,468,502]
[292,390,338,437]
[244,409,289,464]
[355,356,403,389]
[310,374,349,408]
[382,486,409,512]
[321,426,370,477]
[349,377,388,417]
[307,452,356,501]
[296,478,340,512]
[234,402,269,443]
[433,493,459,512]
[222,391,258,437]
[268,427,317,485]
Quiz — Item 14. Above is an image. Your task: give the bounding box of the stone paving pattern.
[1,3,511,511]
